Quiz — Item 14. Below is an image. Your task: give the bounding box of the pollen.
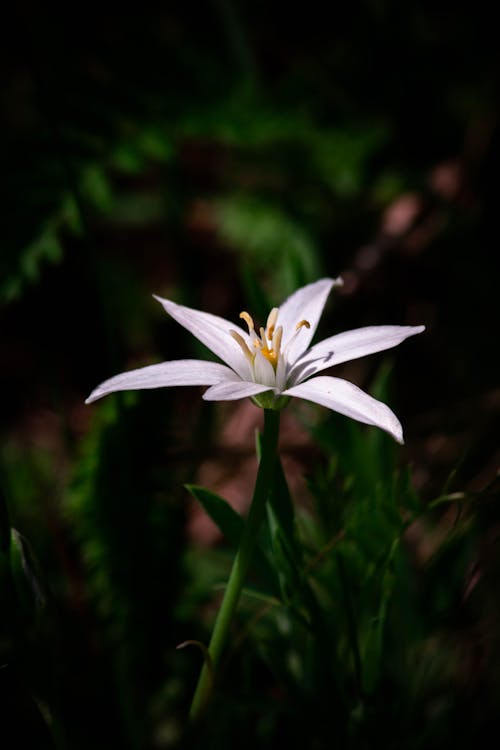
[295,319,311,331]
[260,347,278,367]
[259,320,282,370]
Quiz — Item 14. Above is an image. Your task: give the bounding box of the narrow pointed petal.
[253,349,276,387]
[202,381,272,402]
[85,359,237,404]
[277,278,342,364]
[290,325,425,383]
[154,295,251,379]
[275,354,287,392]
[283,376,404,443]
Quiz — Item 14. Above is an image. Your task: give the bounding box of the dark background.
[1,3,499,748]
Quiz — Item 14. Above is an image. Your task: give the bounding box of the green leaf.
[361,540,398,693]
[268,521,302,599]
[185,484,280,596]
[186,484,246,547]
[270,458,298,543]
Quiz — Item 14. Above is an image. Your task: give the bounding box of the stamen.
[233,305,308,375]
[273,325,283,354]
[266,307,279,339]
[295,319,311,331]
[239,311,254,334]
[259,326,269,349]
[230,330,254,363]
[260,348,278,368]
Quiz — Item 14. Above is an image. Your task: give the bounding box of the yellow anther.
[266,307,279,339]
[295,319,311,331]
[273,325,283,354]
[261,349,278,368]
[239,311,254,333]
[259,319,280,369]
[230,330,254,362]
[233,306,285,373]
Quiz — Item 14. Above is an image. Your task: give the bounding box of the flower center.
[230,307,310,373]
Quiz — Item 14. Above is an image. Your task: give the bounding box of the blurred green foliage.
[180,371,494,749]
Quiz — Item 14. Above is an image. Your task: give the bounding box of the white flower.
[86,278,425,443]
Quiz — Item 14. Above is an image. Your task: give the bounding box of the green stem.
[189,408,280,721]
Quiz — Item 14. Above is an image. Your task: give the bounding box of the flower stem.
[189,408,280,722]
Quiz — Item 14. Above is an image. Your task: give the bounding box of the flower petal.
[85,359,237,404]
[253,349,276,387]
[290,325,425,383]
[202,381,272,402]
[275,354,287,392]
[283,375,404,443]
[277,277,342,364]
[153,295,252,379]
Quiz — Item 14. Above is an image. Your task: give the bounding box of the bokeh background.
[1,3,499,748]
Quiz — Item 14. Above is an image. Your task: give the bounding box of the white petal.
[275,354,287,392]
[154,295,252,379]
[290,325,425,383]
[283,376,404,443]
[277,278,341,364]
[253,350,276,387]
[85,359,238,404]
[202,381,272,402]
